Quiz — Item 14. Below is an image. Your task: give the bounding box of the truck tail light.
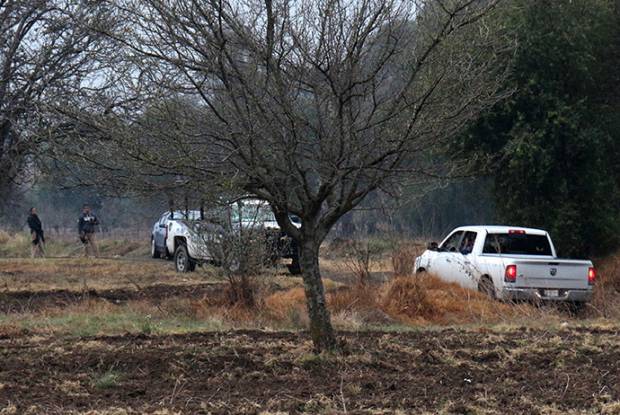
[508,229,526,234]
[588,267,596,285]
[505,264,517,282]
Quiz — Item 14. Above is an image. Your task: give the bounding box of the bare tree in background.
[0,1,117,213]
[59,0,513,351]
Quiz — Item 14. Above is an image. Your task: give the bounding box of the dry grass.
[391,241,425,277]
[0,230,149,259]
[264,287,307,321]
[590,251,620,318]
[262,272,562,328]
[380,273,556,325]
[0,258,217,292]
[2,243,619,337]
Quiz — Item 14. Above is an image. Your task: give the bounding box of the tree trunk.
[299,236,337,352]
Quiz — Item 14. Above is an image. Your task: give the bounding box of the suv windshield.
[169,210,203,221]
[483,233,552,256]
[231,203,276,223]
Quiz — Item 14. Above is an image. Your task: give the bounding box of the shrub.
[591,251,620,318]
[391,243,420,277]
[327,285,379,314]
[381,274,438,321]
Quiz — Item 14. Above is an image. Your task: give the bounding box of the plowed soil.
[0,282,227,313]
[1,327,619,414]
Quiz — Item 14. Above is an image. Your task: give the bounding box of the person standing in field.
[27,207,45,258]
[78,204,99,257]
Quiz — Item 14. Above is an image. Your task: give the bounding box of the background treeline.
[454,0,620,257]
[2,0,619,258]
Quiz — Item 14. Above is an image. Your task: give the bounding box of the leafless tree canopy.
[86,0,508,233]
[0,1,118,209]
[56,0,513,350]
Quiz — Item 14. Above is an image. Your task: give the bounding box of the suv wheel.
[151,238,159,259]
[287,253,301,275]
[174,244,196,272]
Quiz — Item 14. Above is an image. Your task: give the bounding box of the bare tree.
[0,0,117,212]
[61,0,513,351]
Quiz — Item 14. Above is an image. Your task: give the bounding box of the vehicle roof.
[453,225,548,236]
[161,210,203,220]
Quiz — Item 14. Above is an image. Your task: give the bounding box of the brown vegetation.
[591,252,620,318]
[1,241,620,413]
[391,241,424,277]
[0,257,214,292]
[0,230,149,259]
[2,327,619,414]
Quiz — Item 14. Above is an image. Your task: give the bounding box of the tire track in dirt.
[0,283,228,313]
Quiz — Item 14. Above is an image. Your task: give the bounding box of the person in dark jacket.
[78,204,99,257]
[27,207,45,258]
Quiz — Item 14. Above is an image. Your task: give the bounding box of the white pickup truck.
[150,198,301,274]
[414,226,596,305]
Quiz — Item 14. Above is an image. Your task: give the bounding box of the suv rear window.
[483,233,552,256]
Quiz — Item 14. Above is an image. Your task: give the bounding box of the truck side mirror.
[427,242,439,251]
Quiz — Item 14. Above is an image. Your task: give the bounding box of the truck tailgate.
[512,259,591,290]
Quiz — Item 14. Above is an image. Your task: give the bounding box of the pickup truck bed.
[497,257,593,302]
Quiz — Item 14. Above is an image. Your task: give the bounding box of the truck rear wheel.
[478,276,495,299]
[174,244,196,272]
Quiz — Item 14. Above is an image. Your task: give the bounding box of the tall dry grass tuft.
[327,285,379,314]
[263,287,305,317]
[381,274,438,321]
[591,251,620,318]
[0,231,30,257]
[391,243,421,277]
[380,273,553,325]
[339,240,379,286]
[255,264,562,328]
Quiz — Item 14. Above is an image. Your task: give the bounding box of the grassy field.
[0,230,151,259]
[1,234,619,413]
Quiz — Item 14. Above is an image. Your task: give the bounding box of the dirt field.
[1,248,619,414]
[1,326,619,414]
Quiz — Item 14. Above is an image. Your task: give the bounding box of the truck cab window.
[483,233,552,256]
[441,231,464,252]
[483,234,500,254]
[459,231,477,254]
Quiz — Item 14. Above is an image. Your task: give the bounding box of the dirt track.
[1,327,619,414]
[0,282,228,313]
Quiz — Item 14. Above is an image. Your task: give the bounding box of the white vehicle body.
[151,209,216,262]
[414,226,595,304]
[151,199,301,273]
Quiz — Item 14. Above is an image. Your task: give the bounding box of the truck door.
[456,231,480,290]
[430,231,464,285]
[154,213,170,249]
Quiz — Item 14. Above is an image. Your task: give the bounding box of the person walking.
[78,204,100,257]
[27,208,45,258]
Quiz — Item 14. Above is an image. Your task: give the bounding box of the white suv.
[150,199,301,274]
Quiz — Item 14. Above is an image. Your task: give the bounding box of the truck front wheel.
[174,244,196,273]
[287,248,301,275]
[287,259,301,275]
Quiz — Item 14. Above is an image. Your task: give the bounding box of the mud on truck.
[150,198,301,274]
